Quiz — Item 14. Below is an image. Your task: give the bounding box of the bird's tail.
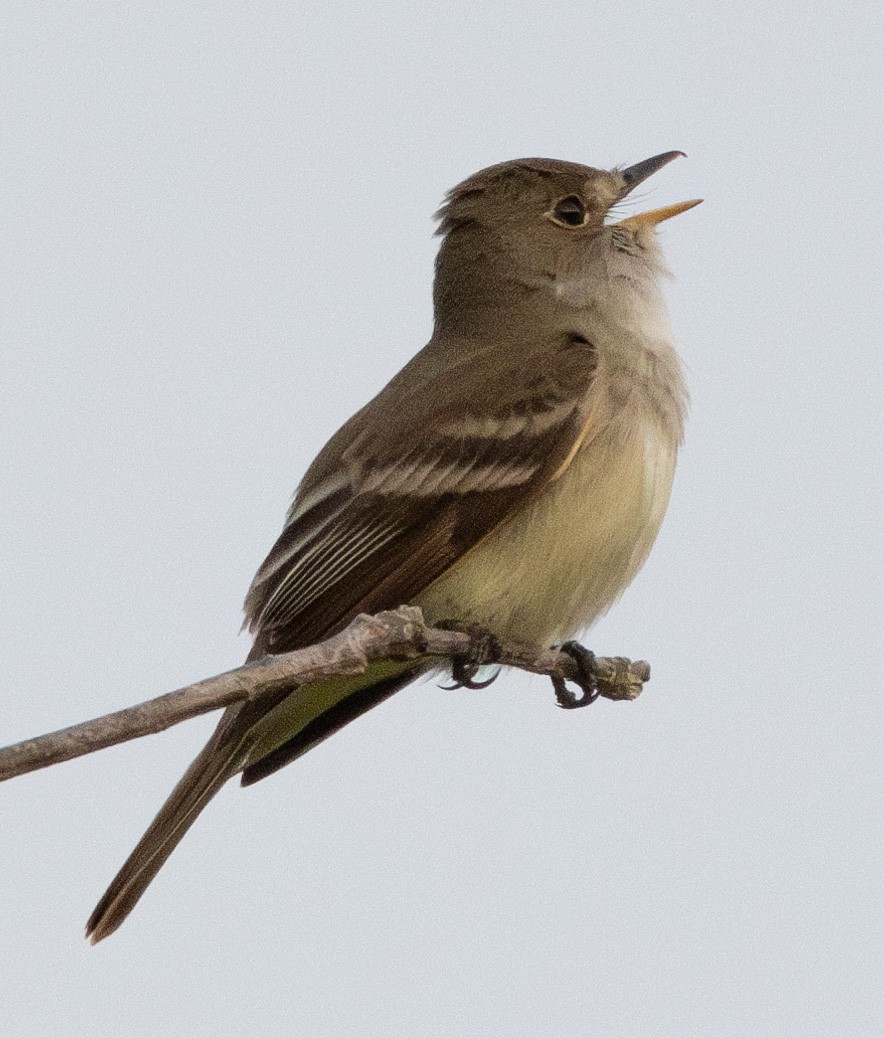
[85,660,421,941]
[85,715,251,944]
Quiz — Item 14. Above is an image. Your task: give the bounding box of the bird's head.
[432,152,700,324]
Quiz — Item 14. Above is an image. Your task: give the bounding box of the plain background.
[2,3,881,1036]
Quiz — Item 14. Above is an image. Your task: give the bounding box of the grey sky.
[2,2,881,1036]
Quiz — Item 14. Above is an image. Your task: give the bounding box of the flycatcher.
[87,152,699,941]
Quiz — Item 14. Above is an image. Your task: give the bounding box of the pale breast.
[415,410,678,650]
[417,233,686,650]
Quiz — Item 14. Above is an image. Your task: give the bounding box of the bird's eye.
[551,196,587,227]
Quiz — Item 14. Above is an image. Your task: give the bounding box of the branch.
[0,607,650,783]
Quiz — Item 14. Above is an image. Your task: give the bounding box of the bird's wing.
[243,336,600,657]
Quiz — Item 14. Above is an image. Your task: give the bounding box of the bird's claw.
[552,641,600,709]
[440,660,501,691]
[437,623,502,691]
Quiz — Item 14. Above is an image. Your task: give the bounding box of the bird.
[86,151,699,941]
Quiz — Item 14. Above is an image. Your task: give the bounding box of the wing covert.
[244,339,599,658]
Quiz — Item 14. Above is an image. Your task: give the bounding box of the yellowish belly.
[415,416,677,649]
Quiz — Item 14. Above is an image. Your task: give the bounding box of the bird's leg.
[552,641,600,709]
[436,622,503,690]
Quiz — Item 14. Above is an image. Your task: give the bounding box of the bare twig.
[0,607,650,783]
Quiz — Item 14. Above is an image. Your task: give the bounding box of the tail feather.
[86,664,422,941]
[85,722,248,943]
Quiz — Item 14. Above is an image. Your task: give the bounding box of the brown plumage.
[86,153,697,941]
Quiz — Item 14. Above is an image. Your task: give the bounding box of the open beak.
[617,198,703,228]
[620,151,686,192]
[615,150,702,227]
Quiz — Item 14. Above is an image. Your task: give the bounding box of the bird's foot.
[552,641,600,709]
[436,622,503,690]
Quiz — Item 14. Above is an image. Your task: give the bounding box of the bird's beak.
[616,151,701,227]
[620,151,686,193]
[617,198,703,228]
